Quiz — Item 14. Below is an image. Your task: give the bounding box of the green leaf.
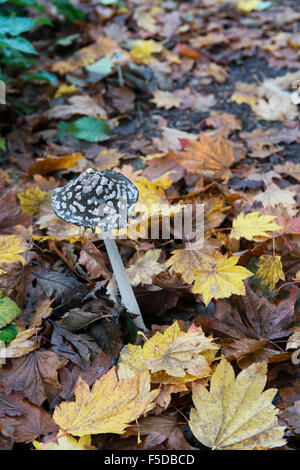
[22,70,58,83]
[8,0,45,12]
[51,0,85,22]
[0,16,35,36]
[85,56,113,77]
[63,117,110,142]
[0,49,35,67]
[0,291,21,328]
[35,17,53,27]
[0,36,38,55]
[0,137,6,152]
[0,324,18,342]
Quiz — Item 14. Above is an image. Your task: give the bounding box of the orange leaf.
[27,154,84,176]
[175,134,234,181]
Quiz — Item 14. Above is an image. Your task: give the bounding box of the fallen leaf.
[255,254,285,291]
[33,432,92,450]
[53,368,159,436]
[175,134,234,181]
[27,154,84,176]
[189,358,286,449]
[0,350,66,406]
[230,212,282,241]
[0,236,26,273]
[127,249,164,286]
[191,253,253,305]
[18,187,46,215]
[150,90,183,110]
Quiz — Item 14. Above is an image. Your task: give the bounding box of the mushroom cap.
[51,168,139,231]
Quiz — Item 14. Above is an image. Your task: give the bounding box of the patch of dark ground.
[111,56,300,174]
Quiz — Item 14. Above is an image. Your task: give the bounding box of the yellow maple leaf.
[53,368,159,436]
[18,187,46,215]
[165,248,216,284]
[131,40,163,64]
[175,134,234,181]
[127,249,164,286]
[118,321,218,384]
[54,84,76,98]
[230,212,282,241]
[0,235,26,272]
[237,0,260,12]
[189,358,286,450]
[255,255,285,291]
[191,253,253,305]
[33,432,91,450]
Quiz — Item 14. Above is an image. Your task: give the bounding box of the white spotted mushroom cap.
[51,168,139,232]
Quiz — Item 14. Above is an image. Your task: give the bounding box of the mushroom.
[51,168,147,331]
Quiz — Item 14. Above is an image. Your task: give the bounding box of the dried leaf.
[127,249,164,286]
[230,212,282,241]
[255,255,285,291]
[53,368,159,436]
[189,358,286,449]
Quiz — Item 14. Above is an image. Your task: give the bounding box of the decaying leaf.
[189,358,286,449]
[118,321,218,384]
[127,249,164,286]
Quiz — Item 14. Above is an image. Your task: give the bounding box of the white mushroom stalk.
[51,168,147,331]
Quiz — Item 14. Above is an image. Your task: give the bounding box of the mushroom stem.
[103,232,147,331]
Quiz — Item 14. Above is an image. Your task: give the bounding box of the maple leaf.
[118,321,218,384]
[130,39,163,64]
[146,328,218,378]
[12,399,58,443]
[175,134,234,181]
[94,148,124,172]
[230,212,282,241]
[255,254,285,291]
[197,284,300,341]
[33,432,92,450]
[53,368,159,436]
[150,90,183,110]
[191,253,253,306]
[0,235,26,273]
[189,358,286,450]
[18,187,46,215]
[254,185,296,214]
[165,246,216,284]
[0,350,67,406]
[127,249,164,286]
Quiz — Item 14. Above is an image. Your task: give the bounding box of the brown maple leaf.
[196,284,300,342]
[175,134,234,181]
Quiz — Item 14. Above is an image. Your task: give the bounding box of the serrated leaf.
[118,321,218,384]
[190,252,253,305]
[255,255,285,291]
[127,249,164,286]
[230,212,282,241]
[18,186,46,215]
[189,358,286,450]
[53,368,159,436]
[0,235,26,273]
